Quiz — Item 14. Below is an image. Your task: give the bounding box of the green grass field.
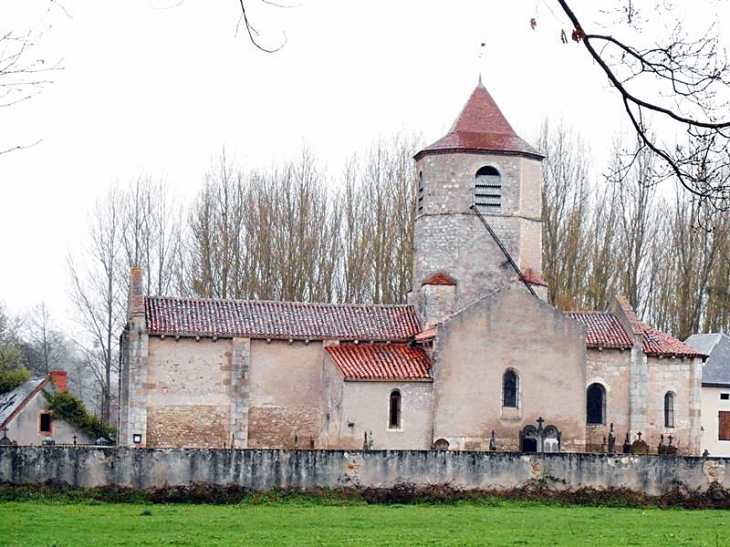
[1,500,728,547]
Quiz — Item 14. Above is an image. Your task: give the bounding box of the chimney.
[129,266,145,317]
[49,370,67,393]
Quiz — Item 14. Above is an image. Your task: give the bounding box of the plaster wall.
[432,287,587,451]
[4,390,93,446]
[413,153,543,322]
[584,349,631,450]
[3,447,730,498]
[247,339,324,449]
[701,386,730,456]
[145,337,232,448]
[645,357,700,454]
[337,381,433,450]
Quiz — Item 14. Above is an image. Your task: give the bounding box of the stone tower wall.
[413,152,542,322]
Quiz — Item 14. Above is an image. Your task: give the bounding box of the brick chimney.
[49,370,67,393]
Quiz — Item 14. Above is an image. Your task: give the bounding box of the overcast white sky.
[0,0,727,329]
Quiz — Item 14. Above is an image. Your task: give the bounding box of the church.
[119,81,705,455]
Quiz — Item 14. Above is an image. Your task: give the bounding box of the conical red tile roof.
[415,81,542,160]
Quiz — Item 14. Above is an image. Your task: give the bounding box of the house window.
[721,393,729,400]
[502,370,518,408]
[664,392,675,428]
[474,166,502,211]
[586,383,605,425]
[389,390,401,429]
[720,411,730,441]
[38,412,53,435]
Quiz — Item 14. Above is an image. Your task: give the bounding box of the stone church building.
[120,81,705,454]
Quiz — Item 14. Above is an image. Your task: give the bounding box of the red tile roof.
[567,311,706,358]
[326,344,432,381]
[145,297,421,341]
[421,272,457,286]
[640,323,706,358]
[568,311,633,350]
[415,81,542,160]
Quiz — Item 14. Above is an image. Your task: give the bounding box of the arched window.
[664,392,675,428]
[389,390,401,429]
[502,370,518,408]
[586,383,606,425]
[475,166,502,211]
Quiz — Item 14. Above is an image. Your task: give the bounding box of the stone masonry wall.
[2,447,730,497]
[413,152,543,324]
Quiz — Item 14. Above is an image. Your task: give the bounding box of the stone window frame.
[664,391,675,428]
[388,389,402,430]
[474,165,502,211]
[586,382,607,425]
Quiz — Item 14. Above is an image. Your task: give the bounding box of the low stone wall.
[1,447,729,496]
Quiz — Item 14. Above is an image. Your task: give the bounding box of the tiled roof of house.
[0,377,47,428]
[568,311,633,350]
[568,311,706,358]
[641,324,706,358]
[415,81,542,160]
[145,297,422,341]
[421,272,457,286]
[326,344,432,381]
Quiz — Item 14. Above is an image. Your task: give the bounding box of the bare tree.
[538,120,592,310]
[607,138,662,315]
[554,0,730,207]
[339,134,419,304]
[0,3,62,154]
[121,176,184,297]
[68,187,127,425]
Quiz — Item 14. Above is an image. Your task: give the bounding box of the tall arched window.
[502,370,518,408]
[586,383,606,424]
[664,392,675,428]
[389,390,401,429]
[475,166,502,211]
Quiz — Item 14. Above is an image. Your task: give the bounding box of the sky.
[0,0,727,329]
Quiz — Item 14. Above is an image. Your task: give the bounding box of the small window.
[502,370,518,408]
[417,171,424,213]
[389,390,401,429]
[720,411,730,441]
[721,393,729,400]
[586,383,605,425]
[39,412,53,434]
[475,166,502,211]
[664,392,675,428]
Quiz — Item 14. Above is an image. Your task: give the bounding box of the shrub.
[44,391,116,441]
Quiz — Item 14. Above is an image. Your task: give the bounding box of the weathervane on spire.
[478,41,486,83]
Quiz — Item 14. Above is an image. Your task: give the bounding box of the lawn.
[1,500,729,547]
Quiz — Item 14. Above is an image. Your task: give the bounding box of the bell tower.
[411,80,546,326]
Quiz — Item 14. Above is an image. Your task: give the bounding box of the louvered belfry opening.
[474,166,502,211]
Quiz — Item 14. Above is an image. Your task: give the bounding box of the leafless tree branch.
[556,0,730,208]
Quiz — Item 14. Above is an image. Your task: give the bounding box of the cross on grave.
[637,431,643,441]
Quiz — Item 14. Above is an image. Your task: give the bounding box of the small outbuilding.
[0,371,94,446]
